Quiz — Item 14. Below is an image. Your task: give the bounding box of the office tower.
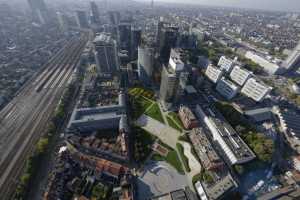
[93,33,119,73]
[27,0,48,24]
[283,41,300,72]
[118,23,132,51]
[151,0,154,8]
[159,26,179,63]
[176,32,197,49]
[108,11,120,25]
[138,44,155,85]
[160,49,185,110]
[76,10,89,29]
[130,28,142,60]
[90,1,100,24]
[241,78,272,102]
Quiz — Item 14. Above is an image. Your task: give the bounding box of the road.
[0,32,88,199]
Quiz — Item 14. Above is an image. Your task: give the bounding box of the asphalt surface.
[0,33,88,199]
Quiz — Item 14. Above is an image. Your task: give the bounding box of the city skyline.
[138,0,300,12]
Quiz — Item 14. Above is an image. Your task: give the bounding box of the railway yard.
[0,33,88,199]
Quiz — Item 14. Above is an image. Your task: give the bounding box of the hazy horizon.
[137,0,300,12]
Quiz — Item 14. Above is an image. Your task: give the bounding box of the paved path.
[136,114,180,148]
[180,141,201,177]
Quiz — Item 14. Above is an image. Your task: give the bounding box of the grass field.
[168,112,184,130]
[176,143,191,172]
[145,103,165,124]
[167,116,182,132]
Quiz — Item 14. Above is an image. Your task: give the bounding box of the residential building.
[205,64,223,83]
[94,33,119,73]
[216,77,239,100]
[229,65,252,86]
[241,78,272,102]
[178,106,198,129]
[195,104,256,165]
[218,56,235,72]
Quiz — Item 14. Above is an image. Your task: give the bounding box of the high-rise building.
[151,0,154,8]
[27,0,48,24]
[138,44,155,85]
[283,41,300,72]
[160,49,185,110]
[108,11,120,25]
[241,78,272,102]
[76,10,89,29]
[159,26,179,63]
[130,28,142,60]
[94,33,119,73]
[118,23,132,51]
[90,1,100,24]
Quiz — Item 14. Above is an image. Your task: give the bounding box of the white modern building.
[218,56,235,72]
[195,104,256,165]
[245,51,280,75]
[205,64,223,83]
[216,78,239,100]
[241,78,272,102]
[283,41,300,72]
[229,65,253,86]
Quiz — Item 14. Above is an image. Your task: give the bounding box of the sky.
[138,0,300,12]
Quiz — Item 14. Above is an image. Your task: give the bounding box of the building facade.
[218,56,235,72]
[178,106,198,129]
[138,45,155,85]
[216,77,239,100]
[205,64,223,83]
[229,65,252,86]
[241,78,272,102]
[94,33,119,74]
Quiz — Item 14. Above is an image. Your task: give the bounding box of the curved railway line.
[0,33,88,199]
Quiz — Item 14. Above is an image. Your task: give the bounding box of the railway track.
[0,33,88,199]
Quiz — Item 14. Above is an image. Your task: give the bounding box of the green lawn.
[167,116,182,132]
[176,143,191,172]
[151,144,185,174]
[168,112,184,129]
[131,96,153,119]
[165,150,185,174]
[145,103,165,124]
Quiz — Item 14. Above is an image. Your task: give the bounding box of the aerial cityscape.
[0,0,300,199]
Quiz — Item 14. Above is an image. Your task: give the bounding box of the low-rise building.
[178,105,198,129]
[189,128,224,171]
[216,78,239,100]
[195,104,256,165]
[205,64,223,83]
[245,51,281,75]
[229,65,252,86]
[241,78,272,102]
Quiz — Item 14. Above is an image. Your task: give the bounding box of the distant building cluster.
[205,56,272,102]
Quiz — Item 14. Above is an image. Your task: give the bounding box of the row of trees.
[215,102,274,163]
[14,84,76,200]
